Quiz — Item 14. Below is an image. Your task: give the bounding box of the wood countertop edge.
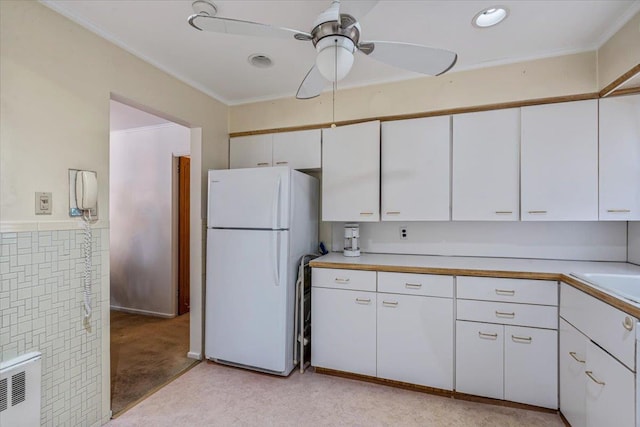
[309,260,640,318]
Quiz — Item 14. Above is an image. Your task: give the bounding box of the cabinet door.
[229,134,273,168]
[504,325,558,409]
[521,100,598,220]
[381,116,450,221]
[599,94,640,220]
[322,121,380,221]
[311,287,376,376]
[585,340,635,427]
[272,129,321,170]
[455,321,504,399]
[559,318,587,427]
[452,108,520,221]
[377,294,453,390]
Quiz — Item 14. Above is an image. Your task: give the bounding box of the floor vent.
[0,352,41,427]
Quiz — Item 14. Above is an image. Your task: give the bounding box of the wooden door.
[178,156,190,315]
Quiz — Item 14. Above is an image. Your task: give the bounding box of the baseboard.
[110,305,175,318]
[187,351,202,360]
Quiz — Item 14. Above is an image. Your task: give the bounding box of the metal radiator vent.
[0,377,7,412]
[12,371,26,406]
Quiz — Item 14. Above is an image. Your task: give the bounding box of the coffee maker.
[343,224,360,257]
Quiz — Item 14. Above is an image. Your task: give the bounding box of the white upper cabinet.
[322,121,380,222]
[521,100,598,221]
[272,129,321,170]
[452,109,520,221]
[230,129,321,170]
[381,116,451,221]
[599,94,640,220]
[229,134,273,168]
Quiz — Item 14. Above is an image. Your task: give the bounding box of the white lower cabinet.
[456,321,557,408]
[559,318,587,427]
[504,325,557,408]
[377,294,453,389]
[311,287,377,377]
[455,321,504,399]
[585,339,635,427]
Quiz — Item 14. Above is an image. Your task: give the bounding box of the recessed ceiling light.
[472,6,509,28]
[248,54,273,69]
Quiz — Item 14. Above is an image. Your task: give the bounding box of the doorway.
[109,100,197,415]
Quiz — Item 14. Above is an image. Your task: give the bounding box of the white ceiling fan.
[188,0,458,100]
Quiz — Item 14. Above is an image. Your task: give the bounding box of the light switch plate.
[35,192,52,215]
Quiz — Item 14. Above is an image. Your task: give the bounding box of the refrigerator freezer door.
[208,167,290,229]
[206,229,290,373]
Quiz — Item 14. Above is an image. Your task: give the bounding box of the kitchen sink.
[571,273,640,304]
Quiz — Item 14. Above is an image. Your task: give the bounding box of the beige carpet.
[110,311,196,415]
[108,362,563,426]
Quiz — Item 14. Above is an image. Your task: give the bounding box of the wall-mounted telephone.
[76,171,98,211]
[68,169,98,321]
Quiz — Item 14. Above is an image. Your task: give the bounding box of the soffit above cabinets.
[43,0,640,105]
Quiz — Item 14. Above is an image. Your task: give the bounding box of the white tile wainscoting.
[0,227,110,426]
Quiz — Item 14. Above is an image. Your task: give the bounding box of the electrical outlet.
[399,226,408,240]
[35,192,52,215]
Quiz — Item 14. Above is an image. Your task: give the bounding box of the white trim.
[109,122,184,136]
[595,1,640,49]
[110,305,175,318]
[187,351,203,360]
[39,0,231,105]
[0,220,109,233]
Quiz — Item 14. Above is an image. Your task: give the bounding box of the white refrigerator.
[205,166,318,376]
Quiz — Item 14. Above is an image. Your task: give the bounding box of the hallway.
[110,311,196,415]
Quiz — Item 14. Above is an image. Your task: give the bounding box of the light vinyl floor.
[108,362,563,426]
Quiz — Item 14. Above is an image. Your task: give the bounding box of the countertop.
[309,252,640,317]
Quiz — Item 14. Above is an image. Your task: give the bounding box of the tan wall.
[598,11,640,90]
[230,52,597,132]
[0,0,228,223]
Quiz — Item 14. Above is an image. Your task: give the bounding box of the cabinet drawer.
[457,276,557,306]
[457,300,558,329]
[312,268,376,292]
[378,272,453,298]
[560,283,637,371]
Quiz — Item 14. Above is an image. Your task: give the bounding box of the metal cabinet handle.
[355,298,371,304]
[585,371,605,386]
[495,289,515,296]
[511,335,532,343]
[607,209,631,213]
[495,211,513,214]
[256,162,270,166]
[360,212,374,216]
[569,352,585,364]
[623,316,634,331]
[334,278,350,283]
[382,301,398,307]
[275,161,288,165]
[386,211,401,215]
[405,283,422,289]
[528,210,547,214]
[495,311,515,318]
[478,332,498,340]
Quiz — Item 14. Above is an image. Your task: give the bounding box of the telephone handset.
[76,171,98,211]
[73,170,98,321]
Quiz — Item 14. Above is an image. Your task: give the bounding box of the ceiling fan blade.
[188,14,312,41]
[296,65,327,99]
[359,41,458,76]
[340,0,379,21]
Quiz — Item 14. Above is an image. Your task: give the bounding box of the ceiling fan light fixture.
[472,6,509,28]
[315,36,355,82]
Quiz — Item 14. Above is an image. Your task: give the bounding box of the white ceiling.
[110,100,170,131]
[44,0,640,105]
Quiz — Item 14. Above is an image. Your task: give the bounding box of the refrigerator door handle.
[272,232,280,286]
[272,176,281,230]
